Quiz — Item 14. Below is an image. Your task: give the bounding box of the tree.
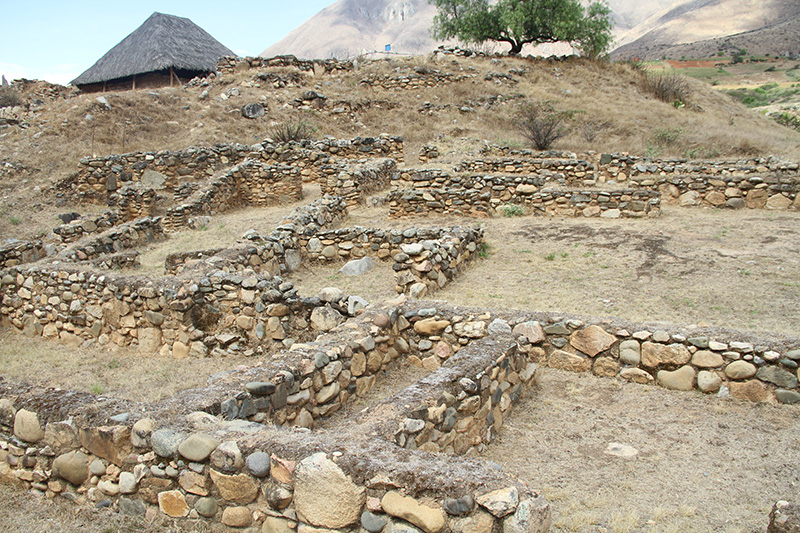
[429,0,613,58]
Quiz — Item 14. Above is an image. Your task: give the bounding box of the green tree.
[429,0,613,58]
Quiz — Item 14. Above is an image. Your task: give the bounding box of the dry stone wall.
[215,55,355,76]
[58,217,165,264]
[453,157,597,186]
[319,158,398,206]
[0,302,551,531]
[360,70,473,91]
[65,136,403,205]
[0,240,47,269]
[53,212,121,244]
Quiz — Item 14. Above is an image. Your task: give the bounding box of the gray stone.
[756,366,798,389]
[90,459,107,476]
[141,170,166,189]
[776,390,800,405]
[319,286,344,303]
[178,433,220,462]
[401,243,424,256]
[0,398,15,426]
[503,495,552,533]
[619,340,641,365]
[697,370,722,393]
[195,496,218,518]
[340,256,375,276]
[246,382,276,396]
[294,452,365,528]
[119,497,146,517]
[311,306,345,331]
[362,510,388,532]
[444,495,475,517]
[242,102,266,119]
[245,451,271,477]
[119,471,137,494]
[488,319,512,336]
[151,429,186,458]
[53,451,89,485]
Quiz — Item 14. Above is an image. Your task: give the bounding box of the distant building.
[71,12,233,92]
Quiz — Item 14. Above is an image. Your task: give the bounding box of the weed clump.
[641,72,691,107]
[268,121,316,143]
[0,86,22,108]
[499,204,525,217]
[515,102,570,150]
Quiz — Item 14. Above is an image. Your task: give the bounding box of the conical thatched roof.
[72,12,234,86]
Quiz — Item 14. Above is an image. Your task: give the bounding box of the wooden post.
[132,74,136,90]
[103,81,106,92]
[170,66,174,87]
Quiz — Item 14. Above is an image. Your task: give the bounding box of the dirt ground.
[299,203,800,336]
[484,367,800,533]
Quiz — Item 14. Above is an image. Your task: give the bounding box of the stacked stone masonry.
[65,135,403,205]
[319,158,398,206]
[388,170,661,218]
[0,240,46,269]
[54,212,120,244]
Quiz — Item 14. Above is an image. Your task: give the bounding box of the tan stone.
[44,421,80,454]
[730,380,772,403]
[691,350,724,368]
[656,365,696,391]
[704,191,726,206]
[450,509,495,533]
[179,470,210,496]
[619,368,654,384]
[767,194,792,209]
[382,491,445,533]
[270,454,296,484]
[172,341,190,358]
[14,409,45,443]
[512,321,546,344]
[222,506,253,528]
[570,325,616,357]
[210,469,258,504]
[724,360,757,379]
[745,189,768,208]
[547,350,590,373]
[294,452,365,528]
[414,318,450,336]
[79,425,131,466]
[641,342,691,368]
[262,516,294,533]
[137,327,162,354]
[158,489,189,518]
[592,357,620,378]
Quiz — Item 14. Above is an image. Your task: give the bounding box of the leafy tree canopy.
[429,0,613,58]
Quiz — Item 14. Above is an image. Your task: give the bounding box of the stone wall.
[162,160,302,232]
[388,186,661,218]
[58,217,165,264]
[453,157,597,186]
[215,55,355,76]
[319,158,398,206]
[0,303,550,532]
[359,70,472,91]
[53,212,121,244]
[0,240,46,269]
[65,136,404,204]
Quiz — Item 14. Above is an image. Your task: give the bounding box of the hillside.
[612,0,800,59]
[1,53,799,243]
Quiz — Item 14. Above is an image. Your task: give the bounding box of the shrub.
[515,102,570,150]
[268,121,316,143]
[0,87,22,108]
[499,204,524,217]
[641,72,691,107]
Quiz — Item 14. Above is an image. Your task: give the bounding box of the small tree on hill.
[429,0,613,58]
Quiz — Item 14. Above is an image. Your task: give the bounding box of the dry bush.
[641,72,691,106]
[268,121,316,143]
[0,86,22,108]
[514,101,570,150]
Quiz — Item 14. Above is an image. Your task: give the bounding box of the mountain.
[261,0,800,60]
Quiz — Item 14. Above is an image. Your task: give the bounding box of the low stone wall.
[359,70,472,91]
[631,173,800,209]
[64,136,404,204]
[53,212,121,244]
[388,187,661,218]
[215,54,355,76]
[110,187,158,221]
[0,304,549,532]
[163,160,302,232]
[598,153,800,181]
[0,240,46,269]
[453,157,597,186]
[319,158,398,206]
[58,217,165,264]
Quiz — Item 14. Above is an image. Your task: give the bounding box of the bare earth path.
[483,367,800,533]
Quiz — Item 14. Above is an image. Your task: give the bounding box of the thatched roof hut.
[72,12,234,91]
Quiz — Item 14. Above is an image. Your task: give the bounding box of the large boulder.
[294,453,365,528]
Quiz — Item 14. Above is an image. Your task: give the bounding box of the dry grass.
[0,331,254,403]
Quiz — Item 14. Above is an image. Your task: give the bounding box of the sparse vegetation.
[0,86,22,108]
[268,120,316,143]
[640,71,691,107]
[498,203,524,217]
[515,101,570,150]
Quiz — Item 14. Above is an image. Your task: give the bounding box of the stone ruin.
[2,131,800,531]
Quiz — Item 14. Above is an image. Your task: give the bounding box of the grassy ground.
[3,53,799,241]
[484,367,800,532]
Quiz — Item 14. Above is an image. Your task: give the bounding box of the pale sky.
[0,0,337,85]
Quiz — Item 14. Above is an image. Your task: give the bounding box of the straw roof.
[72,12,234,86]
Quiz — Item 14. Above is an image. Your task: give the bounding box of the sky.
[0,0,337,85]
